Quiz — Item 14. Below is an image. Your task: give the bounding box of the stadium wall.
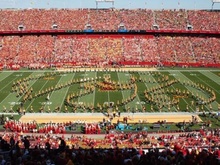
[0,30,220,37]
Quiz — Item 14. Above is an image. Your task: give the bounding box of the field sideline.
[0,67,220,116]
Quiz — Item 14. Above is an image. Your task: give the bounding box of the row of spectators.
[0,129,220,164]
[3,120,70,134]
[0,35,219,68]
[3,119,104,135]
[4,120,37,133]
[0,9,219,31]
[3,119,106,135]
[3,118,220,150]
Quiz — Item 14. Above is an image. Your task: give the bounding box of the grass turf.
[0,68,219,114]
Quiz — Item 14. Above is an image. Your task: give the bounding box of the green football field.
[0,68,220,114]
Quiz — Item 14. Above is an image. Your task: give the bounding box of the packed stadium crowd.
[0,128,219,164]
[0,9,219,31]
[0,35,219,68]
[0,9,219,69]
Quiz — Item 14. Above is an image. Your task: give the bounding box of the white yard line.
[77,72,86,105]
[117,72,126,109]
[0,72,13,82]
[59,73,75,109]
[195,73,220,95]
[176,71,210,111]
[43,74,64,110]
[200,71,220,85]
[0,72,41,109]
[26,79,50,111]
[0,73,22,92]
[92,72,97,106]
[142,72,178,111]
[127,72,142,110]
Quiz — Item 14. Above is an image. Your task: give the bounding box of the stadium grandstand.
[0,0,219,164]
[0,9,220,68]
